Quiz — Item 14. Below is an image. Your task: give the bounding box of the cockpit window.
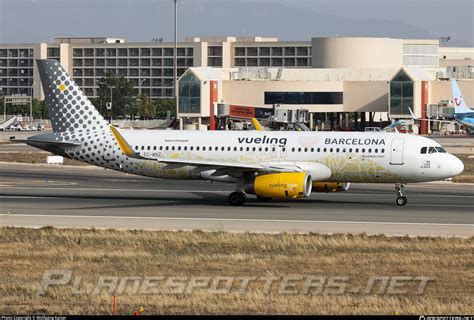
[428,147,437,154]
[435,147,446,153]
[420,147,427,154]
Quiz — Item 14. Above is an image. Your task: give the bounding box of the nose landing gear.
[395,183,407,206]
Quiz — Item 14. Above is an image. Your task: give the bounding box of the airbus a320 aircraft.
[450,78,474,131]
[13,60,465,206]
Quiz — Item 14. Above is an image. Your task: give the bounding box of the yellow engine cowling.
[245,172,312,199]
[312,182,350,193]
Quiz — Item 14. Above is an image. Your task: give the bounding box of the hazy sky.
[0,0,473,46]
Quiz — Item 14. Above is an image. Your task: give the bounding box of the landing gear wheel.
[395,183,408,206]
[396,196,407,206]
[228,191,246,206]
[256,195,272,202]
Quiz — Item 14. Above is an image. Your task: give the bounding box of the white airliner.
[13,60,464,206]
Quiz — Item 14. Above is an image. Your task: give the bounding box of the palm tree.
[135,94,156,119]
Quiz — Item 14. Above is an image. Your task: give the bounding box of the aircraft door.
[390,138,404,165]
[271,144,277,158]
[280,145,287,158]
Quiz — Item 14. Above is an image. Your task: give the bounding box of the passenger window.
[304,148,308,152]
[141,146,144,150]
[311,148,314,152]
[336,148,339,153]
[420,147,427,154]
[323,148,327,152]
[190,146,193,151]
[330,148,333,152]
[252,147,256,152]
[265,147,268,152]
[203,147,206,151]
[246,147,250,151]
[234,147,237,151]
[240,147,243,151]
[349,148,352,153]
[177,146,181,151]
[282,147,286,152]
[159,146,163,150]
[362,148,365,153]
[227,147,231,151]
[215,146,219,151]
[196,146,200,151]
[317,148,321,152]
[292,148,295,152]
[184,146,187,151]
[374,149,378,153]
[381,149,384,153]
[429,147,437,154]
[368,148,372,153]
[165,146,169,151]
[355,148,358,153]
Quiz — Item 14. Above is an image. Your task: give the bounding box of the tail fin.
[408,107,418,120]
[37,59,108,133]
[450,78,472,114]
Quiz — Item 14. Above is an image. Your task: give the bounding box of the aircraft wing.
[109,125,310,175]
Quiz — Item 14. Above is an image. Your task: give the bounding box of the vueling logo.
[238,136,287,146]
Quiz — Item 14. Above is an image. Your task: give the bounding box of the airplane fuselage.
[47,129,463,184]
[455,112,474,129]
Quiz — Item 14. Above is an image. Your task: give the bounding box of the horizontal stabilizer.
[10,135,81,148]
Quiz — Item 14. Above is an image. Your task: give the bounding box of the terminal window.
[178,72,200,113]
[390,70,413,115]
[264,92,343,105]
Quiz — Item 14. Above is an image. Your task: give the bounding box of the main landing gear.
[228,191,246,206]
[395,183,407,206]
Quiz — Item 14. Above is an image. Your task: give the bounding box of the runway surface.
[0,162,472,236]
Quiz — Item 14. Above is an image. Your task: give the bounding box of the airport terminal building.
[0,36,473,133]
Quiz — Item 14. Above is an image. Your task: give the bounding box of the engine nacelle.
[312,182,350,193]
[245,172,312,199]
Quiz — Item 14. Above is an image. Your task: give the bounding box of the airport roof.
[186,66,443,82]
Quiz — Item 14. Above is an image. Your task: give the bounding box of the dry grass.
[0,227,472,315]
[452,154,474,183]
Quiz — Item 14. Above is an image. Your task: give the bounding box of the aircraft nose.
[449,155,464,176]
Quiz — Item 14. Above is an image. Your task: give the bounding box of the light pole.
[173,0,178,125]
[106,85,115,123]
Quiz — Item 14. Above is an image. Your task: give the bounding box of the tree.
[135,94,156,119]
[154,99,176,119]
[32,99,48,119]
[96,71,135,119]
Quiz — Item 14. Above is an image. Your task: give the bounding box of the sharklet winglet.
[251,118,264,131]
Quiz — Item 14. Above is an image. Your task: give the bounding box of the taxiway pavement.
[0,162,472,236]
